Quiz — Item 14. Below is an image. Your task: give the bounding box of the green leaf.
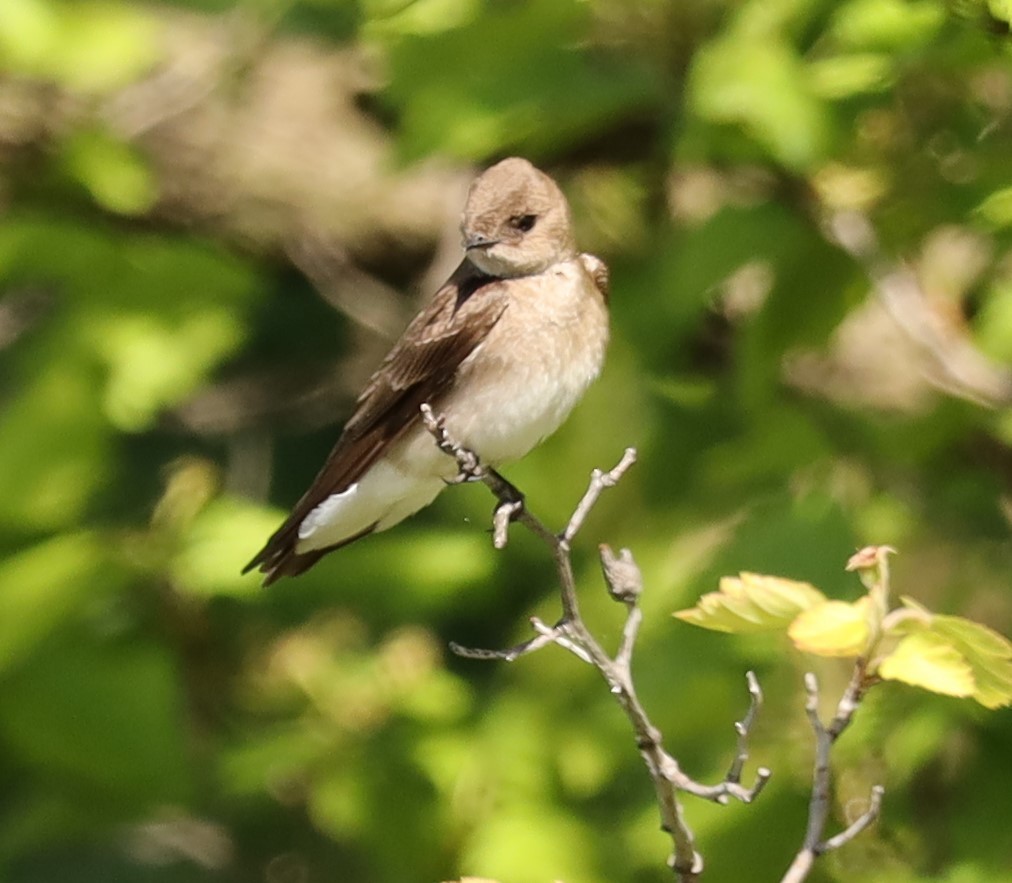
[0,640,192,804]
[0,361,111,532]
[878,631,976,699]
[0,0,61,75]
[56,1,158,91]
[0,532,125,674]
[0,0,158,91]
[674,572,825,633]
[807,53,893,98]
[931,615,1012,709]
[830,0,945,51]
[362,0,480,37]
[86,307,245,431]
[384,0,660,160]
[975,186,1012,229]
[972,278,1012,362]
[61,128,157,215]
[689,35,829,170]
[991,0,1012,26]
[788,598,872,657]
[171,498,284,597]
[887,599,1012,708]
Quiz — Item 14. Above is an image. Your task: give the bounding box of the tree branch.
[779,665,883,883]
[419,404,769,881]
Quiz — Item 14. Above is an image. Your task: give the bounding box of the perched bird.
[245,157,610,585]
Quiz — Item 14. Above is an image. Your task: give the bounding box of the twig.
[821,786,884,851]
[725,672,765,792]
[419,404,768,881]
[780,666,882,883]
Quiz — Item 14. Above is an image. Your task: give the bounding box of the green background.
[1,0,1011,881]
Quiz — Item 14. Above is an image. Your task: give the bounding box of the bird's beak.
[464,232,500,251]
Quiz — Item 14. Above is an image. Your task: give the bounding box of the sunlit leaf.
[0,0,158,90]
[362,0,480,37]
[807,53,893,98]
[58,2,158,91]
[878,632,975,698]
[788,598,872,657]
[689,36,829,169]
[61,128,157,215]
[674,572,825,633]
[972,278,1012,362]
[975,186,1012,230]
[0,0,60,74]
[991,0,1012,25]
[0,532,126,674]
[461,807,598,883]
[931,614,1012,708]
[932,613,1012,659]
[87,309,245,431]
[830,0,945,50]
[0,361,111,531]
[171,498,283,597]
[886,600,1012,708]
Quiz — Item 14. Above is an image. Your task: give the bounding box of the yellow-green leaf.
[62,129,157,215]
[689,36,829,170]
[87,309,244,431]
[788,598,872,657]
[933,614,1012,659]
[171,498,282,597]
[891,599,1012,708]
[878,632,975,699]
[931,615,1012,708]
[807,53,893,99]
[674,573,825,634]
[976,186,1012,229]
[0,532,126,674]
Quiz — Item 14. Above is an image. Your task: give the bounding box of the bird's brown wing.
[245,261,508,584]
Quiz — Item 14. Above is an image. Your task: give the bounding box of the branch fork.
[421,403,882,882]
[419,404,769,881]
[781,667,884,883]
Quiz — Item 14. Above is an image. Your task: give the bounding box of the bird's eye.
[511,214,537,232]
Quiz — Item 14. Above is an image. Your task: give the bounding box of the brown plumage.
[245,158,610,585]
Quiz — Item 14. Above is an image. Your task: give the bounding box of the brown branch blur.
[824,210,1012,409]
[0,7,468,264]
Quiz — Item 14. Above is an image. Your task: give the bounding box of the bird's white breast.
[428,257,607,467]
[296,257,607,554]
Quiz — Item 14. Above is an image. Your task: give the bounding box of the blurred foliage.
[1,1,1012,882]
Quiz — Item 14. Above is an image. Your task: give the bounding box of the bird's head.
[460,157,576,278]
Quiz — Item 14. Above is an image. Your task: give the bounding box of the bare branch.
[563,448,638,543]
[820,785,884,853]
[781,666,882,883]
[491,499,522,550]
[725,672,769,792]
[420,405,769,880]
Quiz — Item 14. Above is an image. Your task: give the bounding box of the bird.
[245,157,610,585]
